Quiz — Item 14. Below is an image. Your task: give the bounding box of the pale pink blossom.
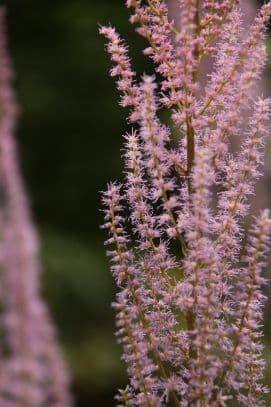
[0,7,72,406]
[101,1,271,405]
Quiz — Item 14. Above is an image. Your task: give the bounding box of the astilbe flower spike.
[101,1,271,406]
[0,7,72,406]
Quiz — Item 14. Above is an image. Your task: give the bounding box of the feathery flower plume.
[0,7,72,406]
[101,1,271,405]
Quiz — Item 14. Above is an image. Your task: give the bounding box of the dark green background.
[0,1,269,406]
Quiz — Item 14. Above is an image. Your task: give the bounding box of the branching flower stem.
[101,2,271,405]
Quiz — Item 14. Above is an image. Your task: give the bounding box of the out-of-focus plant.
[0,7,72,406]
[101,1,271,405]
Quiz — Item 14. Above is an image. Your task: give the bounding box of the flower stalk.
[101,1,271,405]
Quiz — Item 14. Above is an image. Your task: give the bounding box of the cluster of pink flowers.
[101,1,271,406]
[0,7,72,406]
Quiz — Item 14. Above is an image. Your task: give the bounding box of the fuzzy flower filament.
[101,1,271,405]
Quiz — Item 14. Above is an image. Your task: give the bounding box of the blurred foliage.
[0,0,269,405]
[40,228,126,405]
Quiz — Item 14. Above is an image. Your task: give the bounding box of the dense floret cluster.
[101,1,271,406]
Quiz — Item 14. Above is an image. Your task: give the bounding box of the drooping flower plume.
[101,1,271,406]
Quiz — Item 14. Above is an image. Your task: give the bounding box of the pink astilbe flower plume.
[101,0,271,405]
[0,7,72,406]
